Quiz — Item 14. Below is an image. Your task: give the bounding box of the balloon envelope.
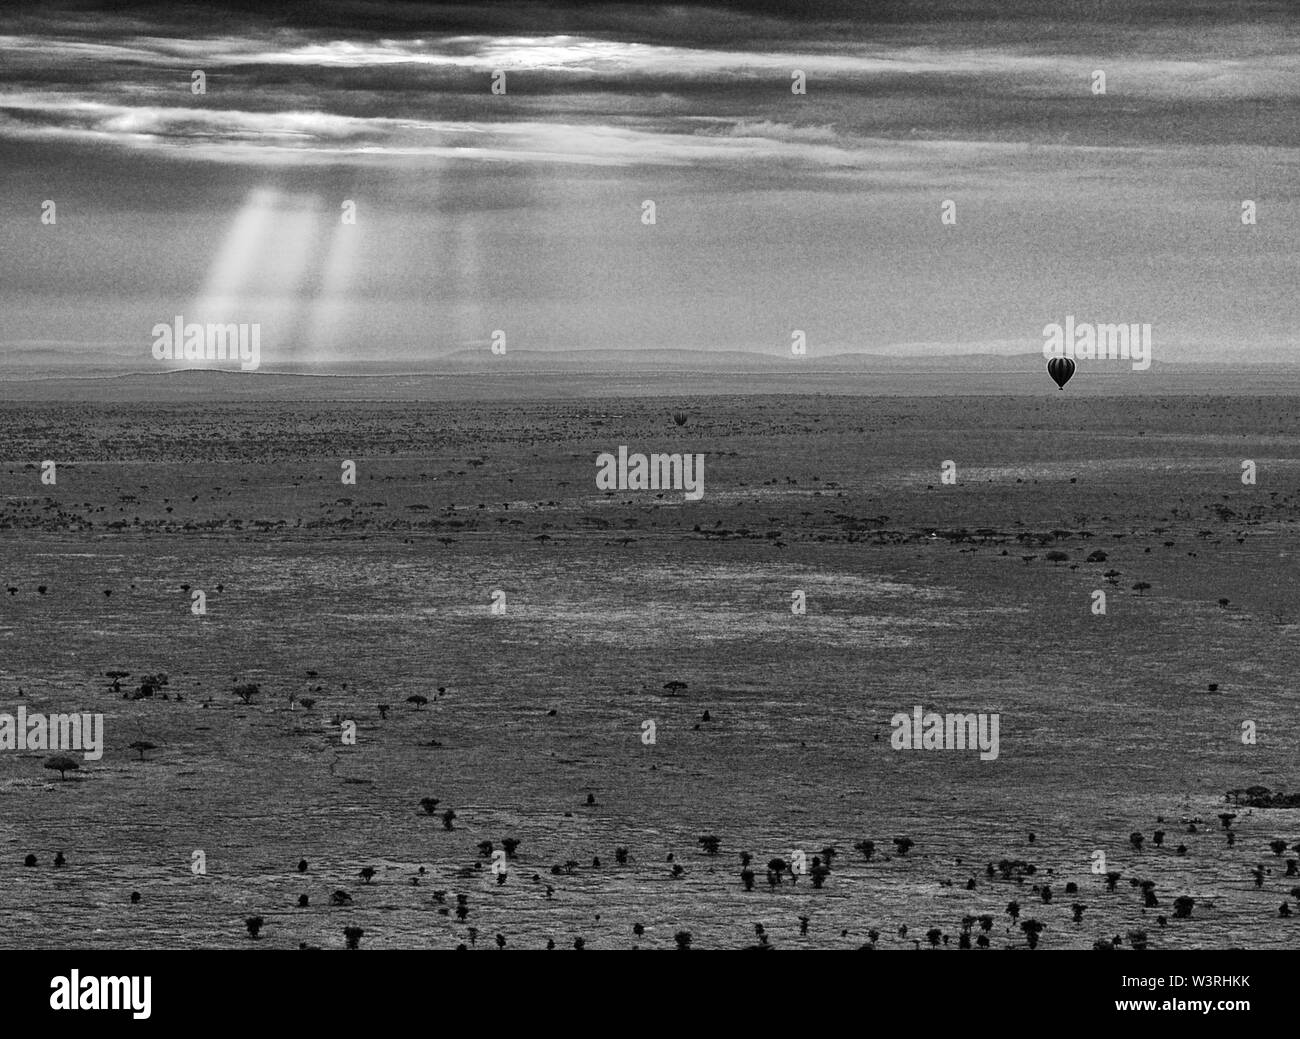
[1047,356,1076,390]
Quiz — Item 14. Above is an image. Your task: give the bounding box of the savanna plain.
[1,377,1297,949]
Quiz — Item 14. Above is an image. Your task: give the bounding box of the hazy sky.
[1,0,1296,369]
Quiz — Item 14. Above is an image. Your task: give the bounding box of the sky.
[0,0,1296,371]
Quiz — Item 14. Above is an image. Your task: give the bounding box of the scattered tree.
[44,755,79,780]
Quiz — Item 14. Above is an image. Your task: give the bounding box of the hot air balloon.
[1047,356,1075,390]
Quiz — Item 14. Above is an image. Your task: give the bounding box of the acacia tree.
[44,755,79,780]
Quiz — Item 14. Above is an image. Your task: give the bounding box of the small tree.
[344,926,363,950]
[419,797,440,815]
[406,695,428,710]
[44,755,79,780]
[441,809,456,831]
[1129,831,1144,851]
[1020,919,1044,949]
[359,867,376,884]
[233,682,259,704]
[502,837,521,859]
[673,930,692,950]
[245,916,264,938]
[1173,896,1195,919]
[129,741,155,761]
[854,839,875,861]
[1132,582,1151,596]
[698,835,720,856]
[893,837,914,856]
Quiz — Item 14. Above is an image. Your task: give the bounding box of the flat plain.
[1,373,1297,949]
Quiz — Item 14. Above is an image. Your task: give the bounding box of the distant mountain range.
[3,346,1275,378]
